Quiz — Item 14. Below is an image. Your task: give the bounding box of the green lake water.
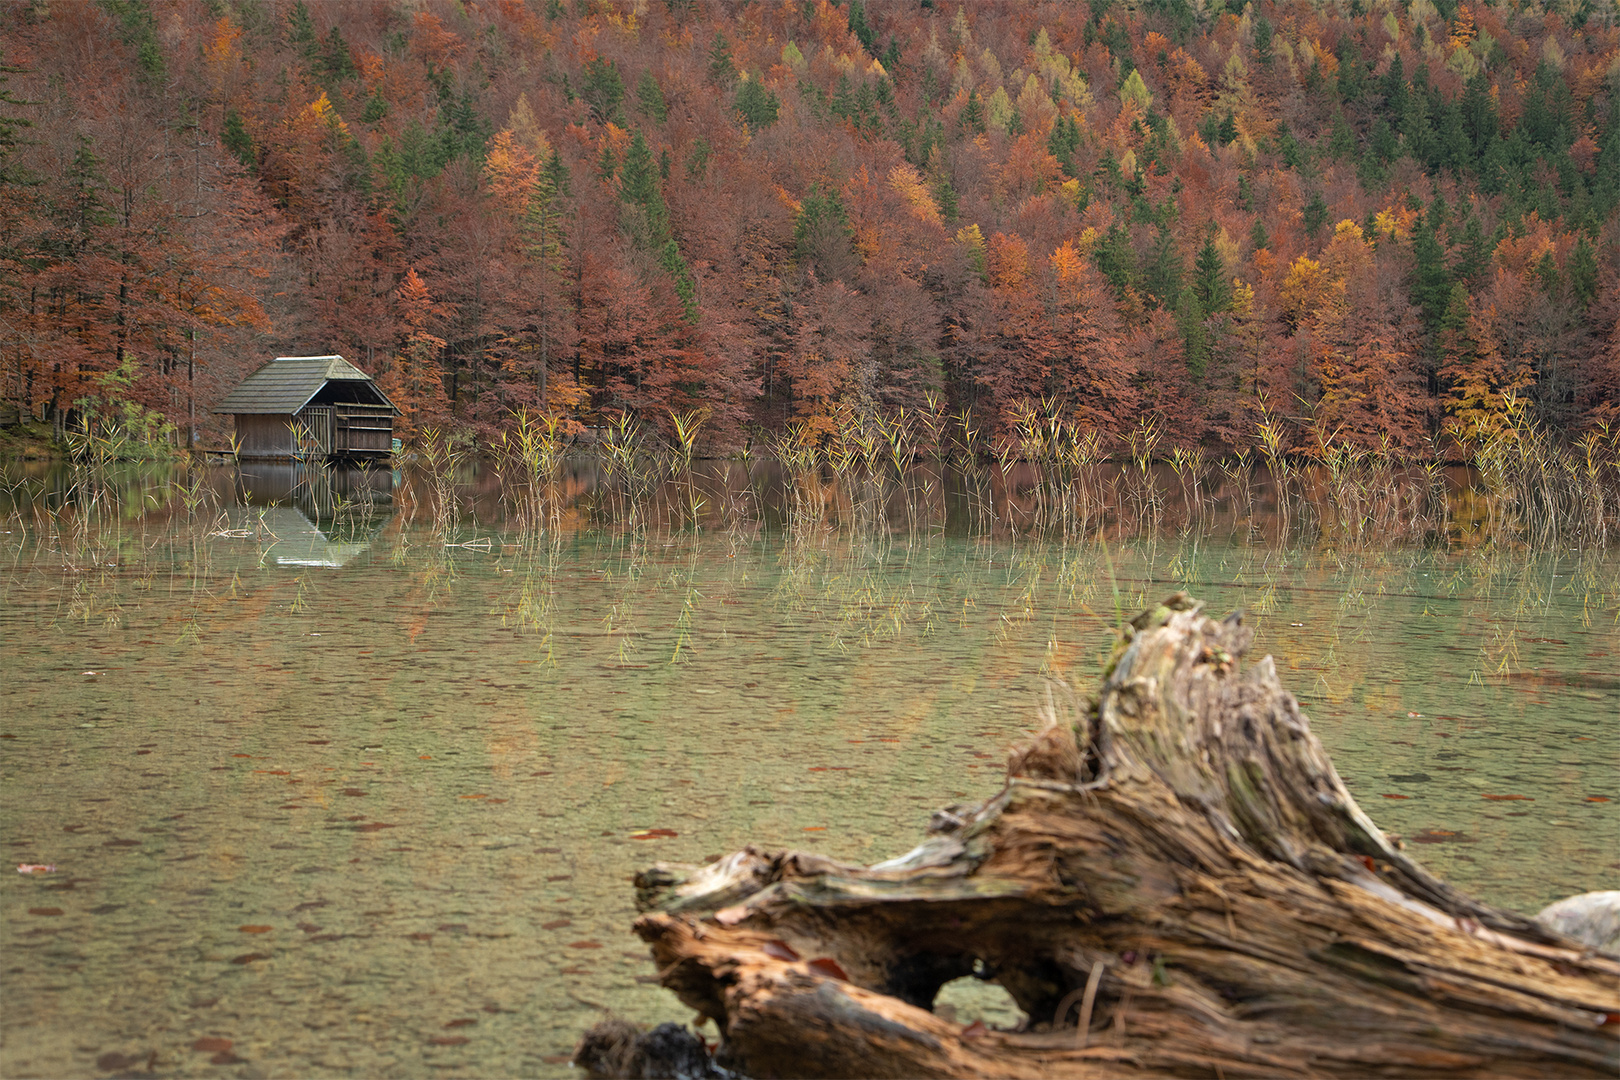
[1,462,1616,1077]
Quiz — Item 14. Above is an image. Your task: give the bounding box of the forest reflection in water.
[0,456,1615,1078]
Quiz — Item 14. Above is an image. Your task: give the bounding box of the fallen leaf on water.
[802,826,827,832]
[252,770,291,776]
[341,789,366,797]
[444,1019,477,1028]
[808,957,849,980]
[1586,796,1611,803]
[542,919,572,931]
[419,755,433,760]
[17,864,56,874]
[761,940,800,962]
[231,754,252,759]
[567,940,603,950]
[28,907,63,916]
[1380,794,1411,800]
[237,925,272,934]
[229,953,270,964]
[428,1036,470,1047]
[1481,794,1533,801]
[192,1038,232,1053]
[630,828,678,840]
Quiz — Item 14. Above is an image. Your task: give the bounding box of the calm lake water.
[1,460,1615,1077]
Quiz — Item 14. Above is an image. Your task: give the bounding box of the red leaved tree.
[379,268,452,440]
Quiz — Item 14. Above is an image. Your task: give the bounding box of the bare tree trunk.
[610,594,1619,1079]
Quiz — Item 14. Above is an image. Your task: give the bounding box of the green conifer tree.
[286,0,318,58]
[708,32,736,87]
[959,89,985,135]
[735,75,779,129]
[1410,209,1453,334]
[1193,233,1232,315]
[848,0,876,54]
[1303,192,1330,239]
[635,70,668,122]
[1250,218,1269,251]
[222,109,255,170]
[583,57,626,125]
[319,26,357,83]
[1568,237,1598,310]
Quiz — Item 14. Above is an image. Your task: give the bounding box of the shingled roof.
[215,356,397,414]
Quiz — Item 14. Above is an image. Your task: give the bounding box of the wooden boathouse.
[216,355,397,460]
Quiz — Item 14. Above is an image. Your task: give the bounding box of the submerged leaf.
[762,939,800,961]
[808,957,849,980]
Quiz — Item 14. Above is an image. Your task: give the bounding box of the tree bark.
[619,594,1619,1079]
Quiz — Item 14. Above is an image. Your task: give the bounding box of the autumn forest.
[1,0,1617,457]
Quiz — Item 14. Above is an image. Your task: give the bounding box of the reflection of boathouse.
[232,464,395,568]
[216,355,397,460]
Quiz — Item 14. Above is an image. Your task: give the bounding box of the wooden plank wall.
[234,414,295,459]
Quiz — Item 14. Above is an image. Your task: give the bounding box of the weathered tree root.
[573,1017,734,1079]
[606,595,1619,1079]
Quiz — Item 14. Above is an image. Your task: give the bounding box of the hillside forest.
[1,0,1618,456]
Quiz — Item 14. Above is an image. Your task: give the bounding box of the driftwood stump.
[614,594,1619,1078]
